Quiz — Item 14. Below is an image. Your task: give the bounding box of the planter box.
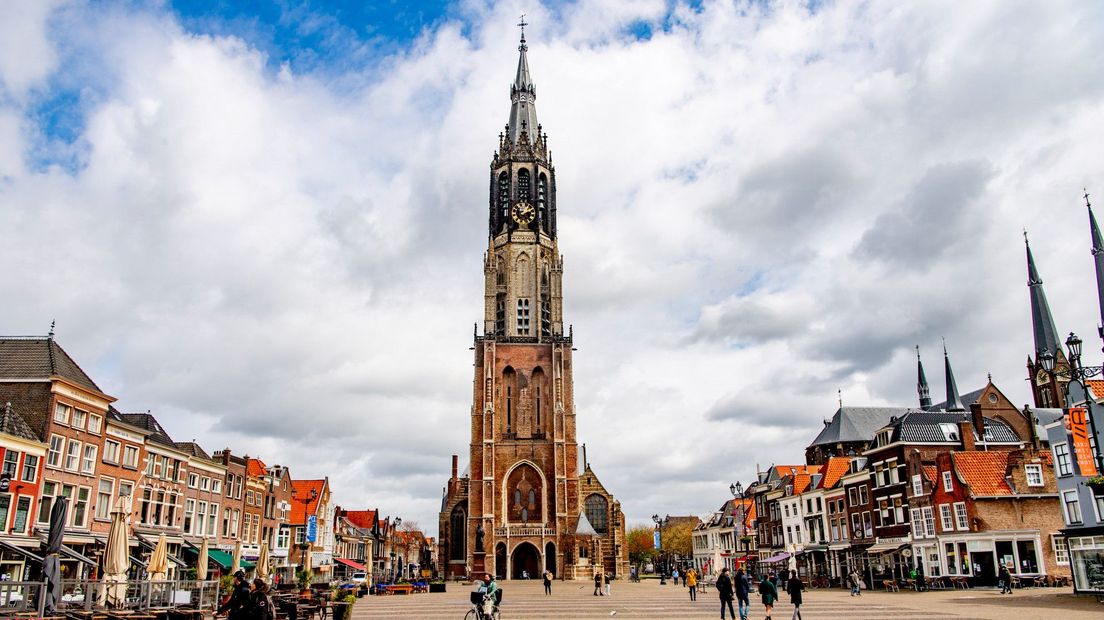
[429,583,447,593]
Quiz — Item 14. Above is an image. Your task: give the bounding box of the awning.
[206,549,255,571]
[804,544,828,552]
[35,533,96,567]
[334,558,366,571]
[0,540,44,563]
[760,552,791,564]
[135,533,187,568]
[827,543,850,551]
[867,542,908,554]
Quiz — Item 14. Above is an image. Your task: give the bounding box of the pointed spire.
[1086,189,1104,345]
[506,15,538,145]
[943,339,964,411]
[917,345,932,409]
[1025,231,1062,361]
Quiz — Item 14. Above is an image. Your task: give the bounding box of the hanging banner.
[1066,407,1099,476]
[653,530,661,550]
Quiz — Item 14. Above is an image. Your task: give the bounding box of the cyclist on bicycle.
[482,574,499,616]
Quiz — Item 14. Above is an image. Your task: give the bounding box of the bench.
[882,580,899,592]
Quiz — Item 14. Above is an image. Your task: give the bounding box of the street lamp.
[730,482,745,573]
[1062,332,1104,473]
[297,488,318,572]
[652,514,670,585]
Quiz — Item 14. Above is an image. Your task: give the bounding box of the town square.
[1,0,1103,618]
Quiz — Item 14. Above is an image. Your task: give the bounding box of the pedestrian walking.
[605,571,612,597]
[248,578,275,620]
[215,571,250,619]
[686,568,698,601]
[716,567,736,620]
[673,567,680,586]
[786,570,803,620]
[593,569,604,596]
[543,570,552,595]
[848,568,863,596]
[758,574,778,620]
[998,565,1013,594]
[735,568,750,620]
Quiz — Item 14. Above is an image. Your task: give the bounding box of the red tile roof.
[772,465,818,479]
[344,510,377,530]
[817,457,852,490]
[247,458,267,478]
[291,479,326,524]
[1086,379,1104,400]
[922,465,938,485]
[791,473,812,494]
[951,452,1012,496]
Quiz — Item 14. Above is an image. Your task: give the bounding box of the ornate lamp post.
[1042,333,1104,472]
[730,482,745,572]
[652,513,670,585]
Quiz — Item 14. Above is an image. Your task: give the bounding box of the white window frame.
[87,414,102,434]
[953,502,969,530]
[188,473,198,488]
[71,408,87,430]
[1024,464,1044,487]
[71,486,90,528]
[1052,535,1069,565]
[103,440,120,465]
[96,477,114,520]
[47,435,63,468]
[1062,490,1082,524]
[54,404,71,425]
[184,499,196,534]
[911,474,923,497]
[81,444,97,474]
[122,445,139,469]
[939,504,954,531]
[942,471,954,492]
[1053,443,1072,477]
[910,508,925,538]
[922,506,935,538]
[64,439,82,472]
[211,479,222,494]
[20,454,38,483]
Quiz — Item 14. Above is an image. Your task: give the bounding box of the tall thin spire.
[1086,189,1104,348]
[507,15,538,145]
[1025,232,1062,361]
[943,339,964,411]
[917,345,932,409]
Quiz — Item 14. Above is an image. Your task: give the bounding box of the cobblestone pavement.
[350,580,1104,619]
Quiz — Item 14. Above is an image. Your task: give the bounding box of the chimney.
[451,455,458,480]
[1024,405,1041,450]
[958,421,975,451]
[220,448,231,465]
[970,403,985,440]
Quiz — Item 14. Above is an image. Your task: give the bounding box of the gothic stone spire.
[507,17,538,145]
[1087,190,1104,345]
[943,340,964,411]
[917,345,932,409]
[1025,232,1062,361]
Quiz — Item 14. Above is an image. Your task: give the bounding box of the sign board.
[653,530,661,550]
[1066,407,1099,476]
[307,515,318,542]
[0,473,9,492]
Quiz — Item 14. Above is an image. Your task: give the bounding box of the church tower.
[439,25,626,582]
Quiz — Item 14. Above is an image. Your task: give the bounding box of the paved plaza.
[351,579,1103,619]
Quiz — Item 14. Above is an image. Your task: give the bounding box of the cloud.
[1,0,1104,531]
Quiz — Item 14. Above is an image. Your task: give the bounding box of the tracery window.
[517,169,531,202]
[450,506,466,560]
[507,465,542,523]
[585,494,608,534]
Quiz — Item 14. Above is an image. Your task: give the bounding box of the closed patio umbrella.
[231,540,242,574]
[41,495,68,614]
[102,495,130,608]
[147,533,169,582]
[196,537,209,581]
[256,542,270,582]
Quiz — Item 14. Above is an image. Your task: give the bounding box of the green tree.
[625,525,658,565]
[661,520,695,557]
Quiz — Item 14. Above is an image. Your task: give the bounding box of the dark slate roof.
[929,388,985,412]
[174,442,210,460]
[808,407,907,448]
[890,411,1020,444]
[0,402,40,442]
[118,413,175,447]
[0,337,101,393]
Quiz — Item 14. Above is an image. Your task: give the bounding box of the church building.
[437,27,627,581]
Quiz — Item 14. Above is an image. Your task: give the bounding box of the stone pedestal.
[473,551,486,575]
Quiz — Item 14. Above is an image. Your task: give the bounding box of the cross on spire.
[1085,187,1092,209]
[517,14,528,50]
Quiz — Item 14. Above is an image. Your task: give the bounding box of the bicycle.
[465,589,503,620]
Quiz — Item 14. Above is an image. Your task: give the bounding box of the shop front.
[1066,534,1104,594]
[936,531,1044,586]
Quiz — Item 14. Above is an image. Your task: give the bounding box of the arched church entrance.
[494,543,507,581]
[545,542,556,576]
[511,542,541,580]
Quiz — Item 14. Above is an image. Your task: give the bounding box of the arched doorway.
[545,542,556,576]
[494,543,507,581]
[511,542,540,580]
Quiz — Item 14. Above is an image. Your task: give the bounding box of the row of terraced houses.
[695,205,1104,596]
[0,335,432,584]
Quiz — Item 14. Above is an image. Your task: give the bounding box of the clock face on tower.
[511,201,536,226]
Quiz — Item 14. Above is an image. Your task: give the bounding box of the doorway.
[494,543,507,581]
[545,542,556,577]
[971,551,996,586]
[511,542,541,580]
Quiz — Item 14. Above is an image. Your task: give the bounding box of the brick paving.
[349,580,1104,619]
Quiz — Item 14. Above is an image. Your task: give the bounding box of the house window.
[939,504,954,531]
[1062,490,1082,524]
[859,485,869,504]
[517,299,530,335]
[184,499,195,534]
[2,451,18,477]
[188,474,198,488]
[1024,464,1044,487]
[953,502,969,530]
[122,445,139,468]
[81,444,97,474]
[64,439,81,472]
[152,456,163,478]
[38,482,56,524]
[211,479,222,493]
[72,487,90,528]
[911,508,925,538]
[54,404,71,425]
[1053,443,1071,476]
[277,527,289,548]
[201,477,210,491]
[222,508,231,537]
[119,480,133,500]
[47,435,63,468]
[21,455,37,483]
[96,478,114,520]
[104,440,120,464]
[12,496,31,534]
[0,495,10,531]
[87,415,102,434]
[72,409,87,429]
[911,474,923,497]
[197,501,208,536]
[942,471,953,492]
[208,502,218,535]
[923,506,935,537]
[1052,535,1069,565]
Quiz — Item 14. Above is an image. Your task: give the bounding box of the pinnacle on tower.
[1025,232,1062,361]
[943,340,965,411]
[506,16,538,145]
[917,345,932,409]
[1086,190,1104,348]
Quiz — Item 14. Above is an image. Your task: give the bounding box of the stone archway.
[511,542,541,580]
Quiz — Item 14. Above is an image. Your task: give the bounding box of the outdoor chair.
[882,580,899,592]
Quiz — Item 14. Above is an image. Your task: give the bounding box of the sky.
[1,0,1103,532]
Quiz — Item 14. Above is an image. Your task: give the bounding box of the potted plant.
[429,579,447,593]
[296,569,313,596]
[1086,475,1104,493]
[331,591,356,620]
